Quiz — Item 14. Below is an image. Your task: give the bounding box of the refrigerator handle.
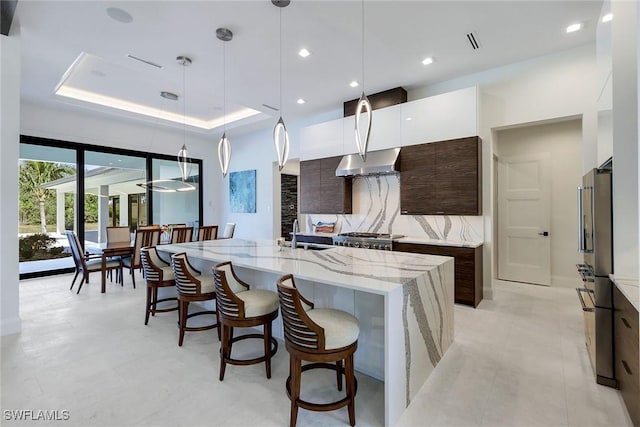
[577,186,585,253]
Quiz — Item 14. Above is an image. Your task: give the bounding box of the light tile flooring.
[1,273,632,426]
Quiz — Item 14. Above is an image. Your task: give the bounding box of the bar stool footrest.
[223,334,278,365]
[285,362,358,412]
[183,310,218,331]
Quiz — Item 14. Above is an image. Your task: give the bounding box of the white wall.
[1,34,22,335]
[496,119,583,287]
[20,102,223,227]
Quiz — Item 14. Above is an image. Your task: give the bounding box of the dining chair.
[138,224,160,230]
[170,226,193,244]
[196,225,218,241]
[219,223,235,239]
[277,274,359,427]
[122,228,161,288]
[65,231,122,294]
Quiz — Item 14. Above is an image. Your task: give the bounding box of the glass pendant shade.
[273,116,290,171]
[218,132,231,178]
[354,92,372,161]
[177,144,192,181]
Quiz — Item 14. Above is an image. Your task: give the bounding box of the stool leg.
[336,360,343,391]
[178,300,189,347]
[152,287,158,316]
[289,356,301,427]
[346,354,356,426]
[219,324,229,381]
[215,305,221,341]
[145,285,152,325]
[264,321,272,379]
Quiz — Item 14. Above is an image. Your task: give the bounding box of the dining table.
[86,241,135,293]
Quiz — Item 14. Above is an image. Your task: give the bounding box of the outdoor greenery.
[18,160,99,234]
[18,233,70,262]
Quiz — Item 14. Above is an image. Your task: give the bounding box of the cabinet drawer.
[614,286,639,342]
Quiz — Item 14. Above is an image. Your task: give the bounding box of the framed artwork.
[229,169,256,213]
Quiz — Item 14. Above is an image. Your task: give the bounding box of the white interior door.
[498,153,551,286]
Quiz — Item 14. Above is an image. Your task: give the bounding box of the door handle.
[538,231,549,236]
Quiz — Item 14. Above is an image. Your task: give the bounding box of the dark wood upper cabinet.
[343,87,407,117]
[300,156,352,214]
[400,136,482,215]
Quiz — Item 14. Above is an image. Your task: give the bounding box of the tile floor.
[1,273,632,426]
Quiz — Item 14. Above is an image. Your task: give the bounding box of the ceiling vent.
[466,32,480,50]
[126,54,163,69]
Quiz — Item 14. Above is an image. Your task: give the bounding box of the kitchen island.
[159,239,454,426]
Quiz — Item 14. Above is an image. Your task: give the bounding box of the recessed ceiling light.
[602,13,613,23]
[106,7,133,24]
[349,81,359,88]
[566,23,583,33]
[296,98,305,104]
[405,117,412,121]
[298,48,310,58]
[421,57,434,65]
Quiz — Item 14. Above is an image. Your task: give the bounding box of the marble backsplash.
[301,174,484,242]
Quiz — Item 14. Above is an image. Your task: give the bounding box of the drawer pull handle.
[622,360,633,376]
[621,317,632,329]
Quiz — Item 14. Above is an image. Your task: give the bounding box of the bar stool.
[171,252,220,346]
[213,261,279,380]
[140,247,179,325]
[276,274,359,427]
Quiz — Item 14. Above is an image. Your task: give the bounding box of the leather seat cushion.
[306,308,360,350]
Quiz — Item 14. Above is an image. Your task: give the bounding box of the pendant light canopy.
[216,27,233,178]
[272,0,291,172]
[176,55,193,181]
[355,0,372,162]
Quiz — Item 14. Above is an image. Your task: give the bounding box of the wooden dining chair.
[65,231,122,294]
[196,225,218,241]
[123,228,161,287]
[170,226,193,244]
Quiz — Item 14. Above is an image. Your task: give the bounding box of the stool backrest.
[131,229,161,268]
[277,274,325,351]
[171,252,202,295]
[197,225,218,241]
[213,261,250,319]
[140,246,168,282]
[219,223,235,239]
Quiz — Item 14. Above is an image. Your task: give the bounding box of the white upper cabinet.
[401,86,478,146]
[343,103,402,154]
[299,117,344,160]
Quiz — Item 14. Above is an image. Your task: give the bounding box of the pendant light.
[176,55,193,182]
[272,0,291,172]
[355,0,372,162]
[216,27,233,178]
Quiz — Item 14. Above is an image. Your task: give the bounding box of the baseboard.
[1,316,22,336]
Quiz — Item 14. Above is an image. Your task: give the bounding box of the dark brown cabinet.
[614,285,639,426]
[300,156,352,214]
[400,136,482,215]
[394,242,483,307]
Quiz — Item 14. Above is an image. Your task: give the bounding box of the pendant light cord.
[361,0,365,91]
[279,6,283,117]
[182,58,187,144]
[223,41,227,133]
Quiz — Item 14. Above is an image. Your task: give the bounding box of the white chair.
[219,223,235,239]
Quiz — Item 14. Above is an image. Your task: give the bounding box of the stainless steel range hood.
[335,147,400,177]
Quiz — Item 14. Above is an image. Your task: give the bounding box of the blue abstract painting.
[229,169,256,213]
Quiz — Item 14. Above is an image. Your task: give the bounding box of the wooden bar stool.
[213,261,279,380]
[140,246,179,325]
[276,274,359,427]
[171,252,220,346]
[197,225,218,241]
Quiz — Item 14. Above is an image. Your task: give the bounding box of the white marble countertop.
[159,239,453,296]
[610,274,639,312]
[293,232,483,248]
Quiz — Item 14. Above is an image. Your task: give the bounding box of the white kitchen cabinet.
[343,103,402,154]
[299,117,344,160]
[401,86,478,146]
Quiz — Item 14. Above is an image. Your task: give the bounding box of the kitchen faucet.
[291,219,299,249]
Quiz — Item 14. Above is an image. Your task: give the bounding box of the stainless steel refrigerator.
[576,165,615,387]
